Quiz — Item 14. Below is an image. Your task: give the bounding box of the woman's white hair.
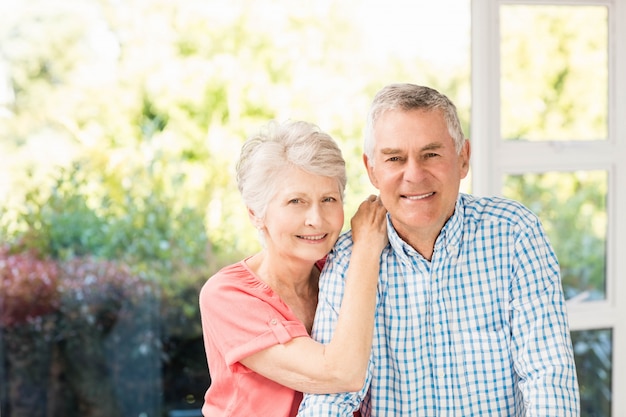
[236,120,347,222]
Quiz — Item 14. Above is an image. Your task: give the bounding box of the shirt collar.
[386,194,466,264]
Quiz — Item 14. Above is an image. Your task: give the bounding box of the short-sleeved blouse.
[200,257,324,417]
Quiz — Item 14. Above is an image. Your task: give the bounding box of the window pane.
[500,5,608,141]
[0,1,471,416]
[0,254,166,417]
[572,329,612,417]
[503,171,607,301]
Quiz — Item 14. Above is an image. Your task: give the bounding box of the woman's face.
[259,166,344,265]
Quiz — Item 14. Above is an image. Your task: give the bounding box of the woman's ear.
[248,208,263,229]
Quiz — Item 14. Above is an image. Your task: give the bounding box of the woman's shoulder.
[201,260,252,294]
[200,258,275,302]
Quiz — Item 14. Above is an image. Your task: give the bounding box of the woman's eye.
[288,198,301,204]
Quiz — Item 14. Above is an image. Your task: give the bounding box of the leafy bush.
[1,249,162,417]
[0,159,213,416]
[0,245,59,327]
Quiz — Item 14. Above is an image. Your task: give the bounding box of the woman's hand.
[239,196,388,394]
[350,194,388,254]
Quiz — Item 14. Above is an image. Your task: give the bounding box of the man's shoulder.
[334,230,356,251]
[325,231,356,265]
[460,193,539,227]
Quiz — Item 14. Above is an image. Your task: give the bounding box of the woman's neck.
[246,251,320,332]
[249,251,317,291]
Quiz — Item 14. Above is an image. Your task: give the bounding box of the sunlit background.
[1,0,620,416]
[0,0,471,257]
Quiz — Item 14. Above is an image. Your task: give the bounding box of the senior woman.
[199,120,387,417]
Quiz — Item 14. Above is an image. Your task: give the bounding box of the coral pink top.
[199,258,324,417]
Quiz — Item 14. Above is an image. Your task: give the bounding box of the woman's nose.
[305,204,323,227]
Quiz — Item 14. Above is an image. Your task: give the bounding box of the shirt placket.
[430,241,461,417]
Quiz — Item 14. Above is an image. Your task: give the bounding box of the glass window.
[500,5,608,141]
[572,328,612,416]
[0,1,471,416]
[502,170,607,301]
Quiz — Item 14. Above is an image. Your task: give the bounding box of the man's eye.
[322,197,337,203]
[386,156,401,162]
[424,153,439,158]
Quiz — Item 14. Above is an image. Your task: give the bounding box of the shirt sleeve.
[509,217,580,415]
[298,236,371,416]
[200,267,309,368]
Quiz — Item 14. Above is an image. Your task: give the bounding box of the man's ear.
[460,139,471,178]
[363,153,379,189]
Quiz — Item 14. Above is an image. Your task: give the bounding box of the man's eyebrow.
[380,147,401,155]
[379,142,444,154]
[421,142,444,151]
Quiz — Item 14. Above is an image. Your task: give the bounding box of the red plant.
[56,256,151,334]
[0,245,60,326]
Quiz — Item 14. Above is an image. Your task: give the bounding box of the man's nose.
[403,157,426,182]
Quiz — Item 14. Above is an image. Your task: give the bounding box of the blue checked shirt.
[299,193,579,417]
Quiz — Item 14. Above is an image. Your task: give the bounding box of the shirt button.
[270,319,277,325]
[438,370,445,378]
[435,324,442,332]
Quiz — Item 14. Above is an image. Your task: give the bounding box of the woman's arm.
[240,195,387,394]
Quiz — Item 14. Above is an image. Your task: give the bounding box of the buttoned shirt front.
[298,193,579,416]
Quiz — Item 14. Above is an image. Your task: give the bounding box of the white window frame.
[471,0,626,414]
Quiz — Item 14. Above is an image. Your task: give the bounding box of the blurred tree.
[0,0,470,415]
[504,171,607,300]
[0,0,469,259]
[500,5,607,141]
[498,7,610,416]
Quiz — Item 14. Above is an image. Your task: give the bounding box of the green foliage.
[500,5,607,141]
[5,162,210,271]
[1,152,213,344]
[572,329,612,417]
[503,171,607,300]
[0,6,471,413]
[0,0,614,415]
[0,0,472,258]
[11,165,109,260]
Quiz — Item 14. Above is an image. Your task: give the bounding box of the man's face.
[364,108,470,246]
